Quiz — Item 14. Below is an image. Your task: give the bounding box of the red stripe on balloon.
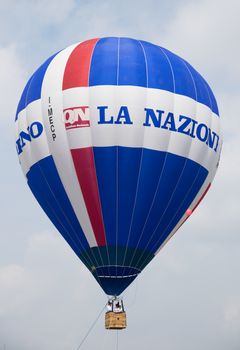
[62,38,99,90]
[71,147,106,246]
[192,182,211,212]
[178,183,212,230]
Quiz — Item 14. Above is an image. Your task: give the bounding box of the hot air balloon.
[15,37,222,329]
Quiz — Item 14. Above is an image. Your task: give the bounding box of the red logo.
[63,106,90,130]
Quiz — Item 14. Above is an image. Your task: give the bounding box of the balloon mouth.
[92,266,140,296]
[95,265,140,277]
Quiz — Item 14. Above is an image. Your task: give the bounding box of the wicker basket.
[105,311,127,330]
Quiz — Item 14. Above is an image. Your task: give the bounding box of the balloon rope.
[116,329,119,350]
[75,303,107,350]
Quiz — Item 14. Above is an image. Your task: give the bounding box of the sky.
[0,0,239,349]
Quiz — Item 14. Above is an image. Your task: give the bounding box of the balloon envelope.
[15,38,222,295]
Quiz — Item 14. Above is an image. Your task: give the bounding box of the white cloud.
[0,230,105,350]
[0,45,26,127]
[219,91,240,137]
[0,264,25,316]
[33,0,76,24]
[0,0,76,25]
[160,0,240,90]
[223,297,240,348]
[224,297,240,329]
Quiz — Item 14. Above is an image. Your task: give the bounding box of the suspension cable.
[75,303,107,350]
[116,329,119,350]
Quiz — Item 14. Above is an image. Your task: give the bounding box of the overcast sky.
[0,0,239,349]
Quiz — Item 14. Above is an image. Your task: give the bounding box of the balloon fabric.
[15,38,222,296]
